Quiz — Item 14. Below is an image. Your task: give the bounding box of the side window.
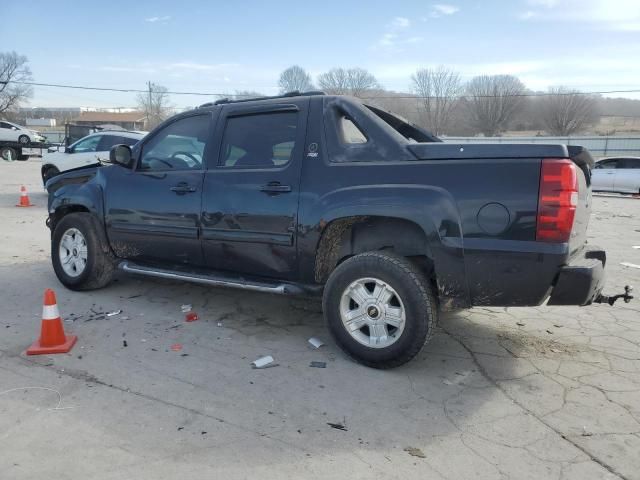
[623,158,640,169]
[97,135,125,151]
[121,136,141,147]
[220,112,298,168]
[139,115,210,171]
[72,135,101,153]
[0,122,11,129]
[596,159,619,169]
[339,116,367,144]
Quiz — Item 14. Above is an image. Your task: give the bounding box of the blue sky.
[2,0,640,108]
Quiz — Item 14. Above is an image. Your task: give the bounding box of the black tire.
[0,146,18,161]
[51,212,116,291]
[42,166,60,184]
[18,134,30,145]
[323,251,437,369]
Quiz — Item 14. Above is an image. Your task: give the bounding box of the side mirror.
[109,144,133,168]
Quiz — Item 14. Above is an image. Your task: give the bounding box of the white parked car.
[591,157,640,194]
[42,131,146,183]
[0,120,46,144]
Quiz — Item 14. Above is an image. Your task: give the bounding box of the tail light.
[536,158,578,243]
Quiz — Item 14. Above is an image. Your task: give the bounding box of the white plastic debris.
[308,337,324,349]
[621,262,640,269]
[442,370,473,386]
[180,304,192,313]
[217,322,223,327]
[106,310,122,317]
[251,355,275,369]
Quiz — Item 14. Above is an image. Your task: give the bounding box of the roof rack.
[198,90,326,108]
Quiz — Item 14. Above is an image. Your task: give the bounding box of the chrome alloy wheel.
[339,277,406,348]
[59,228,88,277]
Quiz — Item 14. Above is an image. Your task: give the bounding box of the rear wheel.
[51,212,115,290]
[18,134,30,144]
[0,146,18,161]
[323,251,437,369]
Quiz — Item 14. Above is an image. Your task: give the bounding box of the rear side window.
[121,136,141,146]
[622,158,640,169]
[220,112,298,168]
[97,135,126,151]
[596,159,619,169]
[339,116,367,144]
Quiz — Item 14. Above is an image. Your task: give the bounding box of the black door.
[104,113,213,265]
[201,100,308,280]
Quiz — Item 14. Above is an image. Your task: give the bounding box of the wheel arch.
[314,216,435,282]
[308,190,470,310]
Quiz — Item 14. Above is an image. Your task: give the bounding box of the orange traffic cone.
[16,185,34,207]
[26,289,77,355]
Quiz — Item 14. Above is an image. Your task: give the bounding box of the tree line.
[0,51,608,136]
[276,64,600,137]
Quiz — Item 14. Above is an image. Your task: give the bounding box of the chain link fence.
[442,136,640,158]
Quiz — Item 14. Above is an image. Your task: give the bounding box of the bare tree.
[278,66,314,93]
[225,90,267,100]
[411,66,462,135]
[0,52,33,114]
[317,67,379,98]
[136,82,171,129]
[464,75,526,136]
[539,87,598,136]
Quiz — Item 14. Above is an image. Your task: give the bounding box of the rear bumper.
[548,246,606,306]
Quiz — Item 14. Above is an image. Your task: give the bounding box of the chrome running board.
[118,261,309,295]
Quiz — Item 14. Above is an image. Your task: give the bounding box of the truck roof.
[197,90,327,109]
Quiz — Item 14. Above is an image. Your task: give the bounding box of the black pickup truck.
[45,91,630,368]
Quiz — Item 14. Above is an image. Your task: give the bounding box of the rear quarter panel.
[300,98,571,307]
[299,102,559,307]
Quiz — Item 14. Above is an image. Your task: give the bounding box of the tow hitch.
[594,285,634,306]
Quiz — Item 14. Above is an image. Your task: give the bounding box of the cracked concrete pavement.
[1,159,638,479]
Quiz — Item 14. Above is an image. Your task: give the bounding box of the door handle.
[260,182,291,193]
[170,183,197,194]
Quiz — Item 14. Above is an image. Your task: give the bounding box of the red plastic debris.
[185,311,199,322]
[171,343,183,352]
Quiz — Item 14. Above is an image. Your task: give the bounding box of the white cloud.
[145,15,171,23]
[390,17,410,28]
[374,16,423,51]
[99,66,157,74]
[164,62,239,71]
[377,33,398,47]
[519,0,640,31]
[430,4,460,17]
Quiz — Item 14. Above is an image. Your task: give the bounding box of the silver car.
[591,157,640,194]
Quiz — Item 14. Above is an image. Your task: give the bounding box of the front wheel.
[51,212,115,290]
[18,134,30,144]
[323,251,437,369]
